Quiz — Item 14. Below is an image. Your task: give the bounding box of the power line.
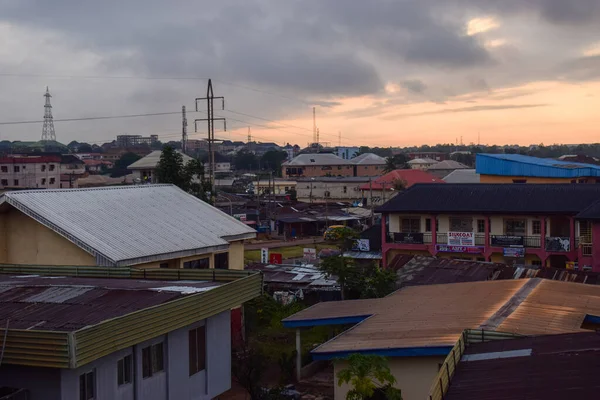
[0,111,186,126]
[0,73,312,105]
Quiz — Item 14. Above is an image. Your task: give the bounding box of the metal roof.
[283,279,600,357]
[377,183,600,214]
[0,185,256,266]
[0,274,223,331]
[446,332,600,400]
[127,150,194,170]
[349,153,386,165]
[442,169,480,183]
[282,153,352,166]
[427,160,469,170]
[476,153,600,178]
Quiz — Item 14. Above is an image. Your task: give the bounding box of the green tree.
[183,158,210,202]
[287,188,297,201]
[156,146,185,187]
[384,154,409,173]
[261,150,288,176]
[384,157,397,173]
[234,150,260,170]
[337,354,402,400]
[110,152,142,177]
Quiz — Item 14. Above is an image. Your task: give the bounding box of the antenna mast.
[181,105,188,154]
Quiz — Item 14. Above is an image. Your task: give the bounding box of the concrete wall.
[0,365,62,400]
[284,165,354,178]
[355,165,384,177]
[5,209,96,266]
[228,240,245,270]
[0,161,61,189]
[59,311,231,400]
[334,356,445,400]
[297,181,369,201]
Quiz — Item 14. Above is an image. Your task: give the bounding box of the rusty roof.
[283,279,600,358]
[446,332,600,400]
[0,275,223,331]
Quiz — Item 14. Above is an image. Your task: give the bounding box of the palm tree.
[383,157,397,173]
[337,354,402,400]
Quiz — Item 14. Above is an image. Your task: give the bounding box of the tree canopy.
[155,146,210,202]
[110,152,141,177]
[337,354,402,400]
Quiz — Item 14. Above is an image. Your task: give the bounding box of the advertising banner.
[352,239,371,252]
[436,245,483,254]
[491,235,524,247]
[503,247,525,258]
[393,233,424,244]
[303,248,317,261]
[448,232,475,247]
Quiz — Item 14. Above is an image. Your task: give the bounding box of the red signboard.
[269,253,283,264]
[436,245,484,254]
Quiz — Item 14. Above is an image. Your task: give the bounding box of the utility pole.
[313,107,316,145]
[181,105,188,154]
[369,177,374,226]
[316,129,320,153]
[338,131,342,147]
[247,127,252,143]
[195,79,226,204]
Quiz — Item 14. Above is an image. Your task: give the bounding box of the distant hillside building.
[477,153,600,184]
[116,134,159,148]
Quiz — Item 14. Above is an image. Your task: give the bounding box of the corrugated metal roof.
[0,185,256,266]
[476,153,600,178]
[427,160,469,170]
[127,150,194,170]
[284,279,600,355]
[446,332,600,400]
[349,153,386,165]
[0,275,223,331]
[442,169,480,183]
[282,153,352,166]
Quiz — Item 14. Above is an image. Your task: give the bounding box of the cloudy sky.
[0,0,599,147]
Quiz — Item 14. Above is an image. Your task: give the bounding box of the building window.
[532,220,542,235]
[343,186,347,193]
[505,219,526,236]
[401,218,421,233]
[117,355,133,386]
[142,342,164,378]
[0,179,7,186]
[159,262,169,268]
[13,166,19,173]
[477,219,485,233]
[13,179,19,186]
[41,178,47,185]
[41,165,46,172]
[425,218,432,232]
[531,260,542,266]
[49,164,56,171]
[449,217,473,232]
[79,370,95,400]
[579,179,588,184]
[324,191,331,198]
[49,178,56,184]
[183,258,209,269]
[512,179,527,183]
[189,326,206,376]
[0,166,7,173]
[214,253,229,269]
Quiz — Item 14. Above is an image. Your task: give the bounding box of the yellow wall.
[480,174,592,184]
[334,356,445,400]
[4,209,96,266]
[1,209,247,270]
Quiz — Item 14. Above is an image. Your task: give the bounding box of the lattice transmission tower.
[41,86,56,142]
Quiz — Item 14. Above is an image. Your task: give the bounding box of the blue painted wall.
[476,154,600,178]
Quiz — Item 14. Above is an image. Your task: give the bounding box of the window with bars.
[532,220,542,235]
[117,355,133,386]
[449,217,473,232]
[142,343,164,378]
[79,371,95,400]
[401,218,421,233]
[183,258,210,269]
[505,219,526,236]
[189,326,207,376]
[477,219,486,233]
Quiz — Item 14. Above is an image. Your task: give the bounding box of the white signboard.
[261,248,269,263]
[303,248,317,261]
[233,214,247,221]
[448,232,475,247]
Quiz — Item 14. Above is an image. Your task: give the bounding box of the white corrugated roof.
[407,158,439,165]
[427,160,469,170]
[127,150,194,170]
[282,153,352,166]
[442,169,481,183]
[0,185,256,266]
[350,153,386,165]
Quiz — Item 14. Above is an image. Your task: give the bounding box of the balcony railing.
[386,232,588,253]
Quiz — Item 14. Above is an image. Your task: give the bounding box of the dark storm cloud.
[400,80,428,94]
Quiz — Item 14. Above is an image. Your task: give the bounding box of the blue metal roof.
[476,153,600,178]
